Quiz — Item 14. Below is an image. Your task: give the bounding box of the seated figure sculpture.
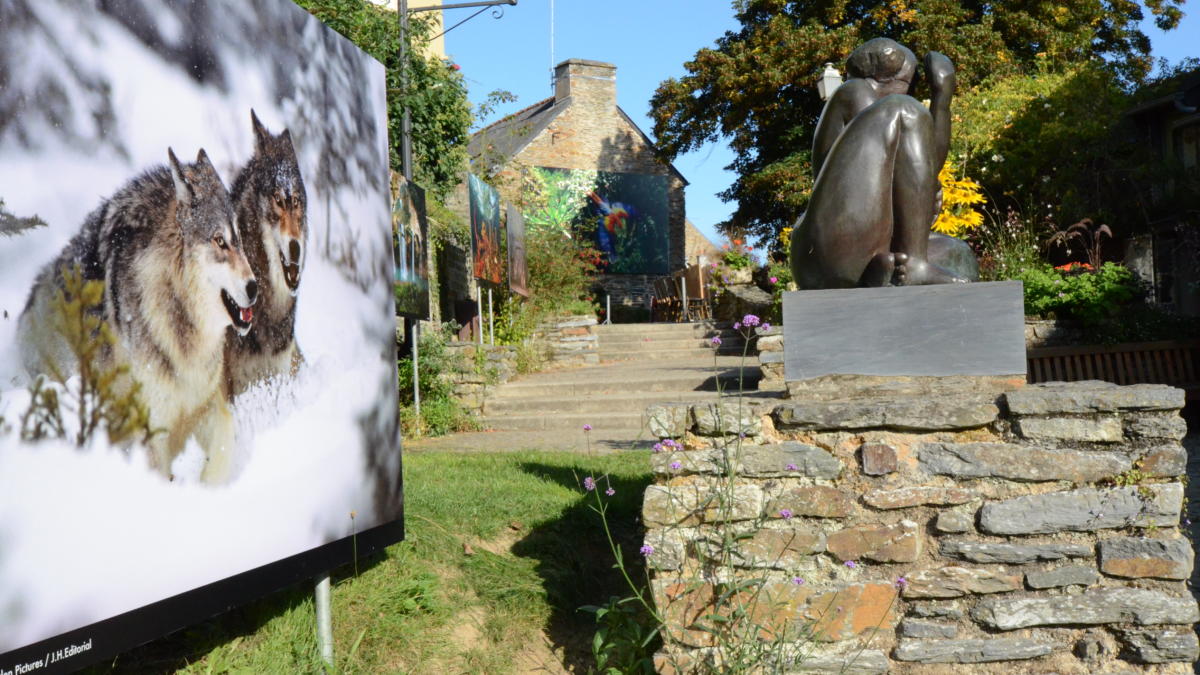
[790,38,966,289]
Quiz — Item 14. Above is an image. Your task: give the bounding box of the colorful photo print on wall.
[392,173,431,319]
[0,1,402,671]
[469,173,504,285]
[506,203,530,297]
[526,167,669,275]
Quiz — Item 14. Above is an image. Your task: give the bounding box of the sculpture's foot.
[896,255,967,286]
[892,252,909,285]
[860,252,896,287]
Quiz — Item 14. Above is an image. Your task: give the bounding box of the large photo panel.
[527,167,669,275]
[0,0,402,670]
[469,173,503,285]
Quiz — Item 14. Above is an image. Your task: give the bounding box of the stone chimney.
[553,59,617,108]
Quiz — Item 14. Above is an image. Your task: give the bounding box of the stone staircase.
[403,322,765,452]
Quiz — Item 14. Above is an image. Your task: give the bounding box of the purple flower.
[785,463,798,471]
[779,508,793,519]
[582,424,592,431]
[664,438,681,449]
[844,560,858,569]
[733,321,741,330]
[605,486,616,496]
[583,476,596,491]
[770,276,778,284]
[761,322,771,332]
[652,442,664,453]
[711,336,722,346]
[640,544,655,556]
[895,577,908,589]
[742,314,761,327]
[792,576,805,585]
[670,461,682,470]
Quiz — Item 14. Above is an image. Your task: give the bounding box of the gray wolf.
[223,110,307,397]
[19,148,258,483]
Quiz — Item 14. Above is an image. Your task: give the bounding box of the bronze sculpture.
[790,38,968,289]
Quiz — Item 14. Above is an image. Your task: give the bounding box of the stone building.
[468,58,701,311]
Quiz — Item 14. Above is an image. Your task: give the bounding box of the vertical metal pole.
[680,275,689,322]
[488,288,494,345]
[412,320,420,416]
[398,0,413,182]
[476,291,484,344]
[605,294,611,324]
[315,575,333,667]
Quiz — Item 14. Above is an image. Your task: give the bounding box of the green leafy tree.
[650,0,1185,242]
[294,0,472,200]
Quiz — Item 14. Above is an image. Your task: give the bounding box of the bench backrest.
[1026,340,1200,386]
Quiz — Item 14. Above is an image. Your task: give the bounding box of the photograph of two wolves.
[0,0,403,657]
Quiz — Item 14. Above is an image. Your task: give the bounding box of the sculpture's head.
[845,38,917,92]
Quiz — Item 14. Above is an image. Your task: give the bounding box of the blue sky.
[445,2,1199,247]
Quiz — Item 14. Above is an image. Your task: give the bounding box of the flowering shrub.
[1016,262,1138,323]
[932,162,985,237]
[719,238,756,270]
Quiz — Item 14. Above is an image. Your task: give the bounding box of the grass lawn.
[81,450,654,674]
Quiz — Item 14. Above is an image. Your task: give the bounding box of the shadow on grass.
[507,461,656,672]
[79,552,391,674]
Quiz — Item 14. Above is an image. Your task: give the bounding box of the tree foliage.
[650,0,1185,241]
[294,0,472,200]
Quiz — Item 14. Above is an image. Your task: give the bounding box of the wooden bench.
[1026,340,1200,399]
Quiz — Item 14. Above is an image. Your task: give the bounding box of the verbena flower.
[663,439,681,449]
[742,314,760,327]
[770,276,778,284]
[670,461,682,470]
[582,424,592,431]
[779,508,793,519]
[785,463,798,471]
[583,476,596,491]
[640,544,654,556]
[792,576,805,585]
[605,486,615,496]
[711,336,722,346]
[845,560,858,569]
[761,322,771,332]
[652,442,664,453]
[733,321,741,330]
[895,577,908,589]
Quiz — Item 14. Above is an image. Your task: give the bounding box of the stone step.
[492,370,762,398]
[484,389,728,416]
[595,321,729,335]
[483,410,646,432]
[404,428,655,453]
[598,337,748,353]
[599,347,748,361]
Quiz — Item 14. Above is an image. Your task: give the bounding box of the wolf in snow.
[223,110,307,397]
[19,148,258,483]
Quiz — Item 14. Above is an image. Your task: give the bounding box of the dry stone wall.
[531,314,598,367]
[642,380,1197,673]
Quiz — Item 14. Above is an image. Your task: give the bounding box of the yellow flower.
[933,162,985,237]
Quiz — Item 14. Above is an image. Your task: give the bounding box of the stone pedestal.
[642,380,1197,673]
[782,282,1026,381]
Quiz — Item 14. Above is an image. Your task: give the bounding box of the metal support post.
[315,575,333,667]
[488,288,494,345]
[476,292,484,344]
[604,294,611,324]
[412,320,420,416]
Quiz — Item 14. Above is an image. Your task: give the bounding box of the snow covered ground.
[0,0,400,652]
